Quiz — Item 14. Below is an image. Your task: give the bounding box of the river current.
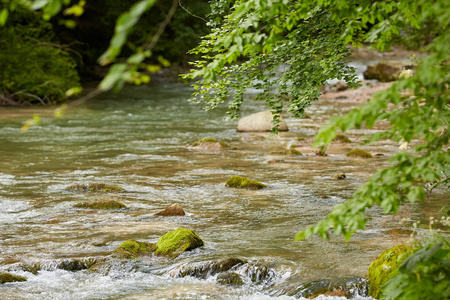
[0,81,446,299]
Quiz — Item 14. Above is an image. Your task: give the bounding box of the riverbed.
[0,80,446,299]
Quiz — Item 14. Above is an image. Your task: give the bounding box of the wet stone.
[172,258,247,279]
[0,272,27,284]
[65,183,126,193]
[225,176,267,190]
[154,203,185,216]
[74,200,126,209]
[217,272,245,285]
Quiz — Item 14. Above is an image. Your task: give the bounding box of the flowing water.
[0,79,447,299]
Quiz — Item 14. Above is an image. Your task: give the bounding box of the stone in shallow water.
[225,176,267,190]
[65,183,126,193]
[217,272,244,285]
[172,258,247,279]
[333,134,352,143]
[154,203,185,216]
[113,240,157,259]
[237,111,288,132]
[74,200,126,209]
[331,174,346,180]
[346,148,373,158]
[187,138,228,151]
[0,272,27,284]
[155,228,204,258]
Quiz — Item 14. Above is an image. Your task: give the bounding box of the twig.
[143,0,178,52]
[179,0,208,23]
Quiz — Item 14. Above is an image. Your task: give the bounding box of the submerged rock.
[0,272,27,283]
[172,258,247,279]
[367,245,414,299]
[363,61,411,82]
[225,176,267,190]
[154,203,185,216]
[237,111,288,132]
[240,134,266,141]
[288,277,368,299]
[113,240,157,259]
[217,272,244,285]
[155,228,204,258]
[74,200,126,209]
[346,148,373,158]
[187,138,228,151]
[65,183,126,193]
[333,134,352,143]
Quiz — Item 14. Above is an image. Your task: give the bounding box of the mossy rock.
[333,134,352,143]
[225,176,267,190]
[217,272,245,285]
[367,245,414,298]
[155,228,204,258]
[331,173,346,179]
[346,148,372,158]
[113,240,157,259]
[74,200,126,209]
[188,138,228,150]
[65,183,126,193]
[0,272,27,284]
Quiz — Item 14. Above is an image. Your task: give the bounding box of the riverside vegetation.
[1,0,449,299]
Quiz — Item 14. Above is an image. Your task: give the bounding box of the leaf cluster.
[382,243,450,300]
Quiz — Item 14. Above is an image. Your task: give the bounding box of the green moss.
[225,176,267,190]
[0,272,27,284]
[74,200,126,209]
[346,148,373,158]
[367,245,414,298]
[65,183,126,193]
[155,228,204,258]
[333,134,352,143]
[113,240,157,259]
[190,138,228,148]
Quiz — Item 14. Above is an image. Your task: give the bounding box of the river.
[0,79,446,299]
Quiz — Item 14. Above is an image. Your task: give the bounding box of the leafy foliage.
[183,1,361,131]
[382,243,450,300]
[0,6,80,105]
[182,0,449,239]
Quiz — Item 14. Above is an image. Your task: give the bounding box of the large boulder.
[111,228,204,260]
[155,228,204,258]
[367,245,414,299]
[363,61,411,82]
[237,111,288,132]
